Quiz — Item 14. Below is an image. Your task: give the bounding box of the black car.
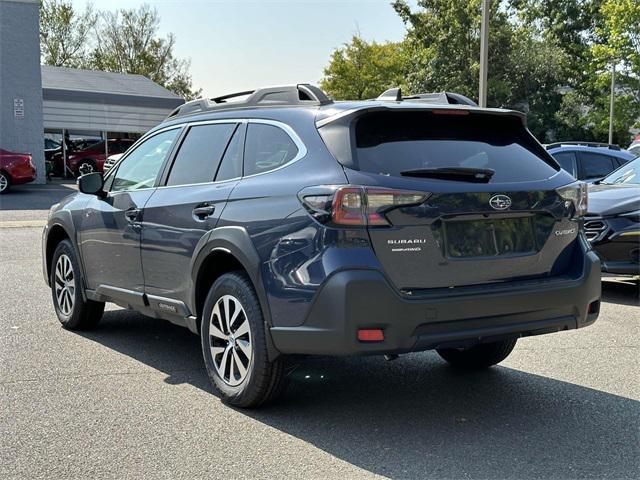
[586,158,640,275]
[42,85,601,407]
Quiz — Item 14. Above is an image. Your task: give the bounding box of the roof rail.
[375,88,478,106]
[166,84,333,119]
[545,141,621,151]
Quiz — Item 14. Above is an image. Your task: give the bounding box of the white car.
[103,153,123,173]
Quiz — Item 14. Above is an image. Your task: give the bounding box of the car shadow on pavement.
[601,278,639,307]
[79,308,639,479]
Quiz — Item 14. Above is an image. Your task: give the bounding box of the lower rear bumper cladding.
[270,249,601,356]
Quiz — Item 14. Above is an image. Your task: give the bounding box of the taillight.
[557,181,588,218]
[300,185,429,227]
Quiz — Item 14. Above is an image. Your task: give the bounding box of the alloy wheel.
[54,254,75,316]
[78,162,94,175]
[209,294,252,386]
[0,173,8,192]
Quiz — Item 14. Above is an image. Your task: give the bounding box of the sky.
[70,0,413,97]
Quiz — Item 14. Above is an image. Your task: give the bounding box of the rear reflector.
[357,329,384,342]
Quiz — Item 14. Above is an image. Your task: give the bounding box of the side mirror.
[78,172,105,196]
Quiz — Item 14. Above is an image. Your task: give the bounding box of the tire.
[201,271,286,408]
[76,159,95,176]
[0,171,10,194]
[437,338,517,370]
[50,239,105,330]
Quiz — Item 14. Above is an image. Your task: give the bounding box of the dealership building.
[0,0,184,183]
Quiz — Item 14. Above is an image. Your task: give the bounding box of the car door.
[141,121,245,307]
[79,128,181,295]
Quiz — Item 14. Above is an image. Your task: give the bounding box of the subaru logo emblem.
[489,194,511,210]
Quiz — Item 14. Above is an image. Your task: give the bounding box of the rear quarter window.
[353,111,558,182]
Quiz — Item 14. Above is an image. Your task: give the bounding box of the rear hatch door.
[322,108,579,291]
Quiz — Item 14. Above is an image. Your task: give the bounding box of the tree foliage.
[320,0,639,144]
[320,36,408,100]
[40,0,96,68]
[39,1,200,100]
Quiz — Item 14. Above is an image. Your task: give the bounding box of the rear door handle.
[124,208,141,222]
[193,204,215,219]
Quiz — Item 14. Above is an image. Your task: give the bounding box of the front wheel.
[201,272,286,408]
[436,338,517,370]
[0,171,10,194]
[50,240,105,329]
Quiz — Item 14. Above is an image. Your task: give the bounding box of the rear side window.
[353,111,558,182]
[215,125,244,181]
[166,123,236,186]
[552,151,578,178]
[244,123,298,176]
[579,152,614,179]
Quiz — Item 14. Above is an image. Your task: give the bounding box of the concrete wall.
[43,100,174,134]
[0,0,45,184]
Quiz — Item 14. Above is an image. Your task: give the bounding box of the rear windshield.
[353,111,558,182]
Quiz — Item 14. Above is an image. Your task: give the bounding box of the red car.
[65,139,135,175]
[0,148,37,194]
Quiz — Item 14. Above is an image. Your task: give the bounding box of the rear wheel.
[0,171,10,194]
[437,338,517,370]
[201,272,286,408]
[50,240,104,330]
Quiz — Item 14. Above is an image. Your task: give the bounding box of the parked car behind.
[586,157,640,275]
[628,141,640,157]
[43,84,601,408]
[103,153,123,173]
[0,148,37,194]
[546,142,635,182]
[44,138,62,161]
[65,138,135,175]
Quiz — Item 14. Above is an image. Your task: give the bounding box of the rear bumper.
[10,167,37,185]
[270,247,601,356]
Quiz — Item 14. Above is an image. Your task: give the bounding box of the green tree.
[89,5,201,100]
[39,0,97,68]
[39,2,200,100]
[391,0,568,140]
[320,35,408,100]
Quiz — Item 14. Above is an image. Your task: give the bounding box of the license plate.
[444,217,536,258]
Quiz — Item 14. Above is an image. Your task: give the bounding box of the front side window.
[110,129,179,192]
[579,152,614,179]
[243,123,299,176]
[166,123,236,186]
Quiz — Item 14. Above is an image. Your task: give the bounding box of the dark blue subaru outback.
[43,85,601,407]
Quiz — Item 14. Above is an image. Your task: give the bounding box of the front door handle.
[125,208,141,222]
[193,204,215,219]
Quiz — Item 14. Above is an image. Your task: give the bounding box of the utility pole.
[608,61,616,144]
[479,0,491,107]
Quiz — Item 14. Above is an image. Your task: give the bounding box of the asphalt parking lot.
[1,184,639,480]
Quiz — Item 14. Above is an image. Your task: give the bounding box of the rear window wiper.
[400,167,495,183]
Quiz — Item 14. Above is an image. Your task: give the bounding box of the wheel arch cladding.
[191,226,273,331]
[45,223,72,282]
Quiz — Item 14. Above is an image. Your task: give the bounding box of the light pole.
[479,0,491,107]
[608,60,616,145]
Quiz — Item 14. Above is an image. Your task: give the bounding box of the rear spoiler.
[315,104,527,129]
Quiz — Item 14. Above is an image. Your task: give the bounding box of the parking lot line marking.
[0,220,46,228]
